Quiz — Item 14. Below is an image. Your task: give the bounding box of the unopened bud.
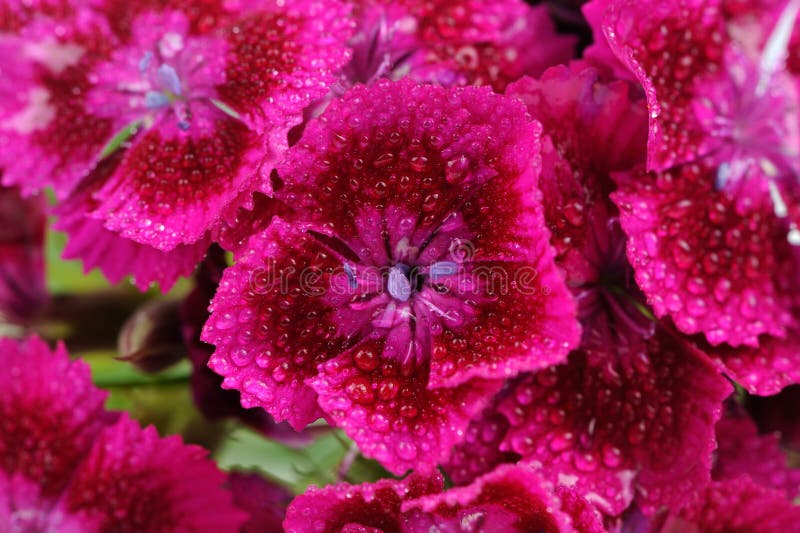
[117,299,186,373]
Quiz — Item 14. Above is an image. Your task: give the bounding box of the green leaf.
[100,122,140,159]
[214,427,356,494]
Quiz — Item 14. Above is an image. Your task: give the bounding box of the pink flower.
[490,65,733,516]
[284,472,442,533]
[52,154,209,292]
[661,477,800,533]
[443,402,520,486]
[0,0,353,280]
[340,0,576,92]
[0,335,246,532]
[582,0,800,395]
[202,79,580,474]
[0,186,47,324]
[713,410,800,499]
[611,402,800,531]
[284,465,605,532]
[182,247,315,444]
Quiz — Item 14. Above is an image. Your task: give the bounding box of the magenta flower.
[403,466,605,533]
[612,401,800,531]
[284,472,442,533]
[202,79,580,474]
[0,0,353,258]
[583,0,800,394]
[0,335,246,532]
[340,0,575,92]
[713,411,800,499]
[443,402,520,486]
[0,186,47,324]
[284,465,605,532]
[182,247,313,444]
[52,154,209,291]
[490,65,732,516]
[660,477,800,533]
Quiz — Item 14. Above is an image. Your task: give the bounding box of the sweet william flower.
[339,0,576,92]
[182,247,314,444]
[587,0,800,394]
[490,64,732,516]
[284,465,605,533]
[584,2,800,394]
[712,409,800,499]
[202,79,581,474]
[613,406,800,533]
[0,0,353,256]
[0,335,246,532]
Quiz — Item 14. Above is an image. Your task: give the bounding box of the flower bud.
[117,299,186,373]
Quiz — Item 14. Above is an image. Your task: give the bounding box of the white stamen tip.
[789,226,800,245]
[758,0,800,94]
[769,180,789,218]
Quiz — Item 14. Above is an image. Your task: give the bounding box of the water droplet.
[373,152,394,168]
[601,444,623,468]
[370,413,390,432]
[353,348,379,372]
[345,376,374,405]
[395,439,418,460]
[231,348,252,366]
[410,156,429,172]
[573,452,598,472]
[563,201,585,226]
[272,364,288,383]
[548,431,573,452]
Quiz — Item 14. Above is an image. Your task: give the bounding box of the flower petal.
[499,326,732,515]
[601,0,727,171]
[53,156,208,292]
[57,414,247,532]
[671,477,800,532]
[92,108,264,250]
[216,0,353,134]
[284,473,443,533]
[183,248,313,444]
[309,336,502,474]
[0,337,111,500]
[443,406,520,486]
[0,12,116,197]
[402,464,587,533]
[713,413,800,499]
[202,218,363,430]
[612,162,796,347]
